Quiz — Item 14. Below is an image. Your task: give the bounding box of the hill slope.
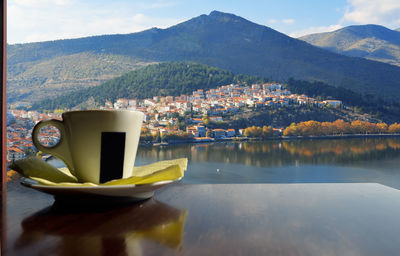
[7,52,154,103]
[8,11,400,103]
[33,62,400,124]
[32,62,263,110]
[300,25,400,66]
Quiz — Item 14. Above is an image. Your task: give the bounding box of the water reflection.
[135,138,400,189]
[14,199,187,256]
[48,138,400,188]
[137,138,400,166]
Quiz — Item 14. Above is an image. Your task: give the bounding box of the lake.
[48,137,400,190]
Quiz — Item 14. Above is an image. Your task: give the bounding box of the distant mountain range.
[7,11,400,103]
[300,25,400,67]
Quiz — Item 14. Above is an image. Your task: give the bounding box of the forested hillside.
[32,62,265,110]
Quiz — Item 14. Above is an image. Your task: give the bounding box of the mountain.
[7,51,155,103]
[33,62,400,124]
[8,11,400,103]
[300,25,400,66]
[32,62,263,110]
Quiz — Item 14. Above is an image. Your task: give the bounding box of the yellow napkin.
[10,157,78,183]
[10,157,188,187]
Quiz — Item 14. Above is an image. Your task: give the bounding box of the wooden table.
[3,182,400,255]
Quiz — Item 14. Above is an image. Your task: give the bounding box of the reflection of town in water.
[137,138,400,167]
[136,138,400,189]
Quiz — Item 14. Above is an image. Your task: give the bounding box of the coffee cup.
[32,110,144,184]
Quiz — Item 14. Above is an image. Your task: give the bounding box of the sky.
[7,0,400,44]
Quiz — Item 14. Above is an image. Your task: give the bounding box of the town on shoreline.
[7,82,400,162]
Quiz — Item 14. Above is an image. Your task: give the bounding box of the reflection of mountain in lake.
[137,138,400,167]
[136,138,400,189]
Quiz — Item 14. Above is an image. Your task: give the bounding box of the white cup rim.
[62,109,144,117]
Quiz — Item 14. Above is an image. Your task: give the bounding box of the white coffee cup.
[32,110,144,184]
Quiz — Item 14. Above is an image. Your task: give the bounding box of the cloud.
[282,19,295,25]
[342,0,400,28]
[290,24,343,38]
[267,18,295,26]
[289,0,400,38]
[7,0,182,43]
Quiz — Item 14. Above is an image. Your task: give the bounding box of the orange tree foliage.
[332,119,350,134]
[283,119,395,137]
[388,123,400,133]
[376,123,388,133]
[140,128,153,143]
[261,126,274,138]
[283,123,298,136]
[244,125,274,138]
[297,121,322,136]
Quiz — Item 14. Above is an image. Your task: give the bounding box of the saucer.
[20,177,181,201]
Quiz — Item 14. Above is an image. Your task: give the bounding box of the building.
[323,100,342,107]
[196,126,207,137]
[7,147,26,161]
[226,129,236,137]
[213,129,226,139]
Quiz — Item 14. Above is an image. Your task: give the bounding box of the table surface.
[3,181,400,256]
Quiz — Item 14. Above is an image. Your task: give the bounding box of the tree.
[24,148,37,157]
[321,122,333,135]
[332,119,350,135]
[153,131,161,143]
[376,123,388,134]
[283,123,297,136]
[297,120,321,136]
[261,126,273,138]
[203,115,210,126]
[364,121,377,134]
[389,123,400,133]
[244,126,263,137]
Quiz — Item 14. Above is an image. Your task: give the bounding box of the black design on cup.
[100,132,126,183]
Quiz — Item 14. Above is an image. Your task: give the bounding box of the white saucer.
[20,177,181,201]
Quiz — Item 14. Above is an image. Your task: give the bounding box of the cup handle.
[32,119,74,172]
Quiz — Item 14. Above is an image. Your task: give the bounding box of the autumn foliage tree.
[140,127,153,143]
[244,125,274,138]
[376,123,388,134]
[262,126,274,138]
[388,123,400,133]
[283,123,298,136]
[244,126,262,137]
[283,119,395,137]
[332,119,350,135]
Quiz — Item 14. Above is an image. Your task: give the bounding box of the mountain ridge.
[299,24,400,66]
[8,11,400,103]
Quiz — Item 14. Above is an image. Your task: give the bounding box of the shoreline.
[140,133,400,146]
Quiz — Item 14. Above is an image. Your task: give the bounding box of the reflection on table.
[7,190,186,256]
[4,182,400,255]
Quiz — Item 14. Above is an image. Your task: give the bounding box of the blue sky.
[7,0,400,44]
